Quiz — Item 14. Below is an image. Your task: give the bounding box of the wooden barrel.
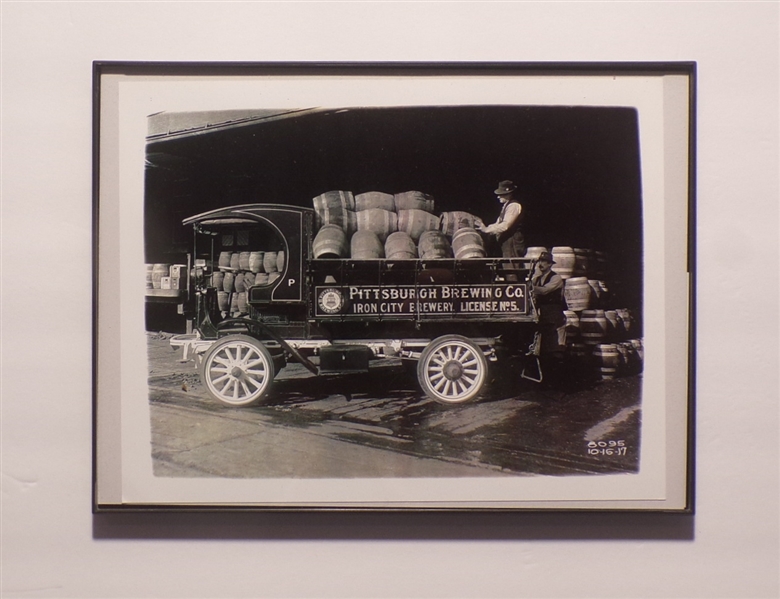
[263,251,278,273]
[313,191,356,233]
[397,209,440,241]
[393,190,435,213]
[351,230,385,260]
[588,279,608,308]
[604,310,620,340]
[229,253,240,270]
[614,342,630,376]
[580,310,608,346]
[222,272,235,293]
[254,273,270,286]
[237,292,248,314]
[524,247,548,277]
[268,272,281,284]
[276,251,285,272]
[551,247,575,279]
[574,248,592,277]
[355,209,397,242]
[563,310,580,339]
[385,231,417,260]
[145,265,154,289]
[151,264,169,289]
[630,338,644,373]
[451,227,486,259]
[243,272,255,288]
[238,252,251,271]
[234,273,246,293]
[563,277,591,311]
[211,271,224,291]
[418,231,452,260]
[230,293,240,316]
[525,246,548,261]
[248,251,264,273]
[313,190,356,211]
[354,191,395,212]
[593,344,620,380]
[217,291,230,312]
[615,308,633,337]
[439,211,482,236]
[218,252,232,269]
[313,224,349,259]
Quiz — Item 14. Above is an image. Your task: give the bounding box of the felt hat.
[494,180,517,195]
[538,251,556,264]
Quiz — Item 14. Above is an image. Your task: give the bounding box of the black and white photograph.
[94,63,693,510]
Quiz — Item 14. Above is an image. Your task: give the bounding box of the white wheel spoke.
[239,351,259,368]
[244,375,263,389]
[219,378,233,395]
[211,373,231,386]
[245,357,266,369]
[245,368,267,377]
[240,380,251,396]
[428,374,446,385]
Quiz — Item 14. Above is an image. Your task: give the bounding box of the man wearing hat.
[532,251,567,385]
[476,180,526,258]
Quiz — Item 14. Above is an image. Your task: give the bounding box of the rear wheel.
[200,335,274,406]
[417,335,488,404]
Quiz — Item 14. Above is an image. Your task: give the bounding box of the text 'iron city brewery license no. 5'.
[315,284,529,318]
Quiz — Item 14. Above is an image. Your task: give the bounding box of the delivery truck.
[170,202,543,407]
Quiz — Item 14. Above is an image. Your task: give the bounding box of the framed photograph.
[94,62,695,512]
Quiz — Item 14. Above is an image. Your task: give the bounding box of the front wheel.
[417,335,488,405]
[200,335,275,406]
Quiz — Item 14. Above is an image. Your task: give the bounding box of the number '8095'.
[587,440,627,456]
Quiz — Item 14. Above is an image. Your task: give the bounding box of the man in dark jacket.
[532,251,567,385]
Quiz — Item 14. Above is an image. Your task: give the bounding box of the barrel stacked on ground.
[526,244,645,381]
[147,263,188,291]
[312,190,486,261]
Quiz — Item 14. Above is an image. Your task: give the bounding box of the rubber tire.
[200,335,275,407]
[417,335,488,405]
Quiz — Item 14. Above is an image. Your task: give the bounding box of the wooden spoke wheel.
[417,335,488,404]
[200,335,274,407]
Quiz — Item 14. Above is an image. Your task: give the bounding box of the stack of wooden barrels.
[210,249,285,318]
[312,190,486,261]
[523,244,644,381]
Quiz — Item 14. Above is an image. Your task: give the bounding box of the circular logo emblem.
[318,288,344,314]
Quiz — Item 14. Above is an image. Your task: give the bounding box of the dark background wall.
[145,105,643,308]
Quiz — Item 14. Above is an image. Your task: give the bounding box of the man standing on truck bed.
[476,179,526,258]
[532,251,567,386]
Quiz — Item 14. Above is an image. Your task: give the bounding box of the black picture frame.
[93,61,695,513]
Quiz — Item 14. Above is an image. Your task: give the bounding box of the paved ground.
[147,332,642,478]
